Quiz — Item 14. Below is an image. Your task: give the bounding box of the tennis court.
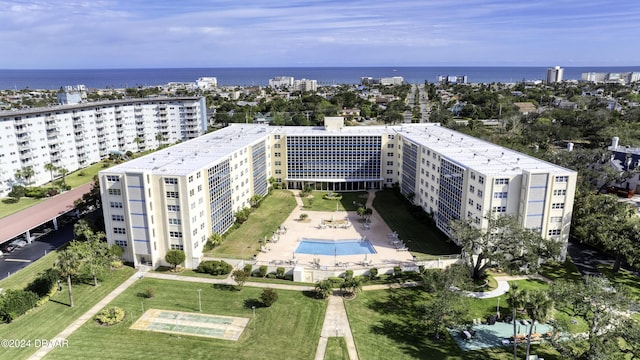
[131,309,250,341]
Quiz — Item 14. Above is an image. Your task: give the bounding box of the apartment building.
[100,118,576,269]
[546,66,564,84]
[0,97,207,197]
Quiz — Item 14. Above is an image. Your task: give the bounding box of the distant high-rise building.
[581,71,640,85]
[546,66,564,84]
[268,76,295,88]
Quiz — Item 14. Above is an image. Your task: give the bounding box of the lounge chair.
[462,330,472,340]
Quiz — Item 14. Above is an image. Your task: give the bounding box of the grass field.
[45,278,327,360]
[345,288,562,360]
[372,189,460,257]
[0,197,45,219]
[300,191,369,212]
[209,189,297,259]
[0,266,136,360]
[0,250,59,290]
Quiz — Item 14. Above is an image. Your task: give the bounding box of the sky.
[1,0,639,69]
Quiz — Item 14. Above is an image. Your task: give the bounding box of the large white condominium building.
[100,118,576,269]
[0,97,207,197]
[546,66,564,84]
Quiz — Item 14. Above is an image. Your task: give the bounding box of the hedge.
[196,260,233,276]
[0,290,39,323]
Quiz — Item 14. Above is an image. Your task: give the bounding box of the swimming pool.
[294,238,377,256]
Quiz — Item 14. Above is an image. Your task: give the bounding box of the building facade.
[0,97,207,197]
[546,66,564,84]
[100,118,576,270]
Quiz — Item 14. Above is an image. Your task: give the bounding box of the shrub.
[0,290,39,323]
[260,288,278,307]
[25,268,59,298]
[142,288,155,299]
[243,264,253,275]
[369,268,378,280]
[196,260,233,276]
[258,265,268,277]
[299,213,309,221]
[393,266,403,278]
[232,269,249,288]
[95,306,125,326]
[165,249,186,270]
[344,270,354,281]
[25,186,50,198]
[78,171,87,177]
[110,260,123,269]
[327,277,345,287]
[276,267,285,279]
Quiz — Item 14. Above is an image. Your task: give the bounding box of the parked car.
[1,243,16,253]
[11,239,27,248]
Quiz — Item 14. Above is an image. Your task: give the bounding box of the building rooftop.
[104,122,575,177]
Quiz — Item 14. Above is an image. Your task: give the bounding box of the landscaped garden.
[0,265,136,360]
[372,189,460,257]
[207,189,297,259]
[300,190,369,212]
[45,278,327,360]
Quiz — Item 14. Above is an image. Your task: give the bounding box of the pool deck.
[255,191,414,270]
[449,321,554,351]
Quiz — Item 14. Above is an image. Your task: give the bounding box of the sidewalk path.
[315,293,358,360]
[464,274,552,299]
[28,271,144,360]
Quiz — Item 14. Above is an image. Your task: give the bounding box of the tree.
[340,277,362,298]
[550,276,633,359]
[260,288,278,307]
[7,185,26,202]
[572,193,638,272]
[44,162,58,183]
[74,176,101,214]
[231,269,249,289]
[449,214,560,281]
[22,166,35,186]
[523,290,553,359]
[165,250,185,270]
[69,225,110,286]
[55,249,82,307]
[57,167,69,186]
[506,285,527,360]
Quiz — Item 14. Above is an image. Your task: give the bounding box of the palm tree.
[22,166,35,186]
[55,249,82,307]
[524,290,553,359]
[14,168,25,184]
[44,162,58,183]
[506,285,527,360]
[57,167,69,186]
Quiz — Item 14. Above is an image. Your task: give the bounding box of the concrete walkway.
[464,274,552,299]
[315,293,359,360]
[28,271,144,360]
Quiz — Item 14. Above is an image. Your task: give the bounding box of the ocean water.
[0,66,638,90]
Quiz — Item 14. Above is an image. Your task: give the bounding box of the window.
[492,206,507,213]
[110,201,123,208]
[197,185,202,192]
[274,152,281,157]
[468,199,474,206]
[387,161,393,166]
[493,192,508,199]
[274,134,281,139]
[108,188,121,195]
[495,178,509,185]
[469,185,475,193]
[169,231,183,238]
[477,190,483,198]
[470,172,476,180]
[555,176,569,183]
[553,189,566,196]
[467,211,473,218]
[113,227,126,234]
[115,240,127,247]
[170,244,184,250]
[112,214,124,222]
[550,216,563,223]
[167,205,180,212]
[275,169,282,174]
[476,203,482,211]
[387,143,394,148]
[386,169,393,174]
[188,175,194,182]
[388,135,395,139]
[166,191,179,198]
[189,189,195,196]
[164,178,178,185]
[193,229,198,236]
[168,218,181,225]
[197,172,201,179]
[548,229,561,236]
[274,143,281,148]
[478,176,485,184]
[275,161,281,166]
[106,175,120,182]
[386,178,393,183]
[387,152,394,157]
[552,203,564,209]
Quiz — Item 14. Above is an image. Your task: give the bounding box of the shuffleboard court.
[131,309,250,341]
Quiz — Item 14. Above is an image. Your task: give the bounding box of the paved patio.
[449,321,554,351]
[255,191,414,271]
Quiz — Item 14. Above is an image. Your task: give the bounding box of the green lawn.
[325,337,349,360]
[372,189,460,257]
[208,189,297,259]
[0,266,136,360]
[597,264,640,302]
[0,250,59,291]
[345,288,562,360]
[539,258,583,283]
[0,197,45,219]
[46,278,327,360]
[301,191,369,212]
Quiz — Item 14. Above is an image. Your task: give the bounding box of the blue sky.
[1,0,639,68]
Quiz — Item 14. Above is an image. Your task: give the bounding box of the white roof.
[105,123,575,177]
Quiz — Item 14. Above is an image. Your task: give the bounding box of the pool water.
[295,238,377,256]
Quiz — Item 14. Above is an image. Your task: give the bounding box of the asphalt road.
[0,216,77,281]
